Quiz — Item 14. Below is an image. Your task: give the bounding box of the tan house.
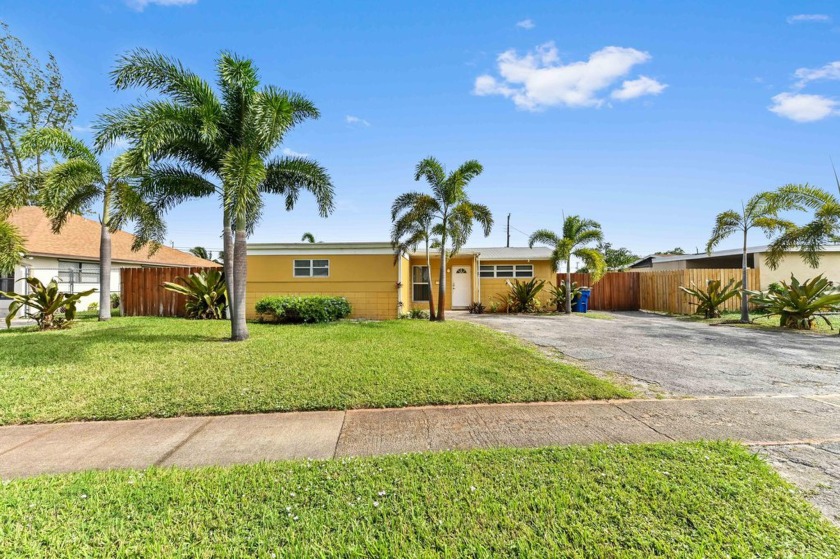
[1,207,218,315]
[628,244,840,289]
[246,243,555,320]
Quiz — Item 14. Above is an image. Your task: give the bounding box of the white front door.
[451,266,472,308]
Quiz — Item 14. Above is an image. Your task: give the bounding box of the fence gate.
[121,266,217,317]
[564,272,641,311]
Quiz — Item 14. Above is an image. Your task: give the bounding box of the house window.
[479,264,533,278]
[0,272,13,299]
[57,261,99,284]
[293,259,329,277]
[412,265,431,301]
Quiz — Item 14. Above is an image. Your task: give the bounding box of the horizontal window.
[294,259,330,278]
[479,264,533,279]
[57,261,100,284]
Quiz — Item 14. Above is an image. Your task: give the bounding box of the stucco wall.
[407,255,477,311]
[754,251,840,289]
[477,259,555,310]
[247,253,400,320]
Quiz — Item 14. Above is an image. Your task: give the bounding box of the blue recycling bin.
[572,288,591,313]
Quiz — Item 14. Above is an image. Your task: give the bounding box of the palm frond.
[261,156,334,218]
[0,219,25,274]
[706,209,742,253]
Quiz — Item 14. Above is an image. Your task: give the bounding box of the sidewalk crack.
[613,403,676,442]
[332,411,347,459]
[154,418,213,466]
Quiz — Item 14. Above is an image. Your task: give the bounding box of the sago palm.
[391,192,437,320]
[706,192,794,323]
[529,215,605,314]
[96,49,334,341]
[392,157,492,321]
[20,127,165,321]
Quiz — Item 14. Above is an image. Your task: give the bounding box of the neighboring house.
[628,244,840,289]
[1,206,218,316]
[247,243,555,320]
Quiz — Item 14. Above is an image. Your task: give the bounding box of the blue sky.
[4,1,839,257]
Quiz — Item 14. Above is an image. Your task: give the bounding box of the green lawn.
[0,317,629,425]
[1,442,836,558]
[683,311,840,334]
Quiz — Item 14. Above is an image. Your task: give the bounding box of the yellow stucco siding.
[247,253,399,320]
[754,252,840,290]
[398,255,411,316]
[406,254,478,310]
[477,259,555,309]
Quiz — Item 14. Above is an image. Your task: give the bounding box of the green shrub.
[110,293,120,309]
[467,301,485,314]
[749,274,840,330]
[163,269,228,320]
[87,302,99,312]
[255,295,352,324]
[499,278,545,313]
[400,307,429,320]
[548,281,581,312]
[0,277,95,329]
[679,278,742,319]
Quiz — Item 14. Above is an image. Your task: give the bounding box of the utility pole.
[506,213,511,248]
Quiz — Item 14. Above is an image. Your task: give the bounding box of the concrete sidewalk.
[1,394,839,479]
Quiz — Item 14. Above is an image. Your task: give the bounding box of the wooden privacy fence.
[559,268,761,314]
[638,268,760,315]
[565,272,641,311]
[121,266,217,317]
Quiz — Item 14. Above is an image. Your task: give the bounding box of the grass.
[0,317,629,425]
[577,311,615,320]
[1,442,836,558]
[683,311,840,335]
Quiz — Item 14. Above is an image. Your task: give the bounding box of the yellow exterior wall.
[398,255,411,316]
[754,252,840,290]
[247,253,399,320]
[477,260,555,310]
[406,254,478,311]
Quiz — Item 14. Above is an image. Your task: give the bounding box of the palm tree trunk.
[99,188,112,321]
[565,259,572,314]
[740,228,749,323]
[231,215,249,341]
[425,240,436,321]
[437,241,447,321]
[223,213,234,321]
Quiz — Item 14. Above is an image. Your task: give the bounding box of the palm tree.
[768,172,840,271]
[0,219,25,275]
[96,49,334,341]
[391,193,438,320]
[19,128,164,321]
[300,232,315,243]
[706,192,794,323]
[529,215,605,314]
[189,246,211,260]
[393,157,492,321]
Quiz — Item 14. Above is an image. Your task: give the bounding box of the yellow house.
[247,243,555,320]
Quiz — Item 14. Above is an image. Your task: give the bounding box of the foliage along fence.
[566,272,641,311]
[562,268,761,315]
[638,268,761,315]
[121,266,218,317]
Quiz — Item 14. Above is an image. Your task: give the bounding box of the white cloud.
[282,147,309,158]
[786,14,831,24]
[769,92,839,122]
[473,42,665,110]
[611,75,667,100]
[345,115,370,127]
[72,124,94,133]
[515,19,535,30]
[125,0,197,11]
[793,61,840,88]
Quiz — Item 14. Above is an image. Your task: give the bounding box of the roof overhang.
[247,242,395,256]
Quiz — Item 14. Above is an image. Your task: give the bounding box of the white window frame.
[479,264,533,278]
[293,259,330,278]
[411,265,431,302]
[57,260,100,284]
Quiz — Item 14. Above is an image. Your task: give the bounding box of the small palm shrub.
[163,269,228,319]
[467,301,485,314]
[0,277,95,329]
[548,281,582,312]
[401,307,429,320]
[256,295,352,324]
[500,278,546,313]
[87,302,99,312]
[679,278,742,319]
[749,274,840,330]
[110,293,121,309]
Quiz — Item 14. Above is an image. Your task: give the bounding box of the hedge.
[255,295,352,324]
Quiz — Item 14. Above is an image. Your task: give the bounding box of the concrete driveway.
[456,311,840,398]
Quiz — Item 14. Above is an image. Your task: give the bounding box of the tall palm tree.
[529,215,605,314]
[300,232,315,243]
[768,172,840,270]
[393,157,492,321]
[391,193,438,320]
[19,127,165,321]
[96,49,334,341]
[706,192,794,323]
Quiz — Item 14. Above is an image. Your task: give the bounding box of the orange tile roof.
[6,206,220,267]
